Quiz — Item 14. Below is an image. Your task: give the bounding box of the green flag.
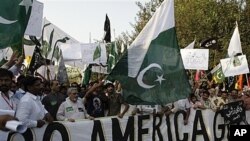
[107,42,118,73]
[108,0,191,105]
[0,0,33,49]
[83,65,92,85]
[213,67,225,83]
[93,44,101,61]
[211,64,225,84]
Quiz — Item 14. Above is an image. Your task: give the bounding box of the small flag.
[107,42,119,73]
[82,64,92,85]
[200,37,218,50]
[104,14,111,43]
[235,74,243,90]
[184,40,195,49]
[227,23,242,57]
[93,44,101,61]
[212,66,225,84]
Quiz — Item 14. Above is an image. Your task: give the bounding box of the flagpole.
[246,73,249,87]
[89,32,91,43]
[213,50,217,67]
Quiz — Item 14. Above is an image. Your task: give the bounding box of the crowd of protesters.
[1,52,250,131]
[0,52,130,130]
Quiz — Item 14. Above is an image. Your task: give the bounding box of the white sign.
[91,65,108,74]
[81,43,107,64]
[220,55,249,77]
[4,110,250,141]
[25,0,44,37]
[181,49,209,70]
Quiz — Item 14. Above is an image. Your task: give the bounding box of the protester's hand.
[44,113,54,123]
[67,118,75,122]
[164,110,172,116]
[16,55,24,67]
[193,105,197,109]
[117,113,124,118]
[37,120,46,128]
[88,116,94,120]
[0,115,16,129]
[184,119,188,125]
[131,111,137,116]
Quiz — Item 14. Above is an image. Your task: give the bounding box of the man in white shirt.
[0,68,19,111]
[57,87,94,122]
[16,76,53,128]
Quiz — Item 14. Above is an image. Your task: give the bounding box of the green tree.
[118,0,249,69]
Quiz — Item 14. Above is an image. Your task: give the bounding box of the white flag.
[184,40,195,49]
[227,24,242,57]
[220,55,249,77]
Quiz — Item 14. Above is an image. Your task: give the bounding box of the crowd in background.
[1,52,250,130]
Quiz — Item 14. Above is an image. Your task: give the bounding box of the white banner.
[181,49,209,70]
[4,109,250,141]
[220,55,249,77]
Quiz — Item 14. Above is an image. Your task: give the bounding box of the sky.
[39,0,150,43]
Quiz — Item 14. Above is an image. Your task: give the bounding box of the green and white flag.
[93,44,101,61]
[0,0,33,48]
[107,42,119,73]
[42,18,79,60]
[108,0,191,105]
[212,64,225,83]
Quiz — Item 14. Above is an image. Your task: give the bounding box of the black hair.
[0,68,13,79]
[203,90,210,96]
[105,83,114,89]
[23,76,42,91]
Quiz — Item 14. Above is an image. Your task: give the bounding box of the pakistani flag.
[0,0,33,48]
[108,0,191,105]
[212,65,225,83]
[107,42,119,73]
[93,44,101,61]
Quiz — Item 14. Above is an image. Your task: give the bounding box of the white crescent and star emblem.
[0,17,17,24]
[216,70,223,80]
[137,63,166,89]
[0,0,32,25]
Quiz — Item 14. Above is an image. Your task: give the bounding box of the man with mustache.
[0,68,19,112]
[57,87,94,122]
[16,76,53,128]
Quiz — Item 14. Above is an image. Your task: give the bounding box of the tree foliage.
[118,0,250,69]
